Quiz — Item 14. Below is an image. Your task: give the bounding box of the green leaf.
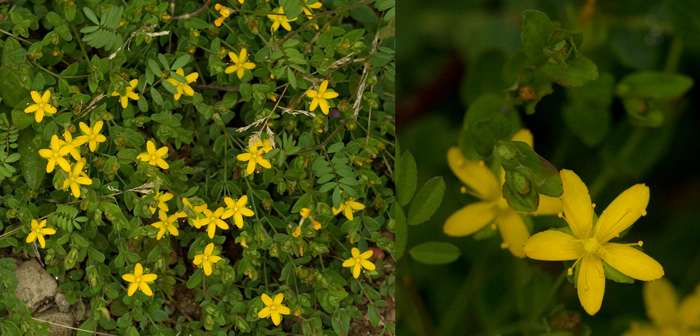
[541,55,599,88]
[394,206,406,260]
[171,54,191,70]
[471,112,512,157]
[521,10,555,64]
[148,309,169,322]
[409,242,461,265]
[148,59,162,77]
[82,7,99,25]
[562,73,614,147]
[17,129,45,190]
[664,0,700,51]
[459,94,511,159]
[287,66,297,89]
[88,247,105,263]
[395,151,417,206]
[602,260,634,283]
[0,38,32,108]
[495,141,562,198]
[150,87,163,105]
[616,71,693,101]
[407,177,445,226]
[461,49,507,105]
[11,106,34,130]
[281,0,303,20]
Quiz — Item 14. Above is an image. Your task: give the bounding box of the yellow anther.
[638,241,644,247]
[478,160,485,166]
[641,209,647,216]
[557,212,563,218]
[500,242,509,249]
[591,203,596,208]
[567,268,573,276]
[490,223,497,230]
[460,186,467,194]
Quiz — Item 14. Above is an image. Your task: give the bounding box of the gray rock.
[55,292,71,313]
[13,259,57,310]
[36,308,75,336]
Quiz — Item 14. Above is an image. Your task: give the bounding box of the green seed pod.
[65,247,78,270]
[510,170,531,195]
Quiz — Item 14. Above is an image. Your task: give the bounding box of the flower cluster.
[332,199,366,221]
[292,207,322,237]
[237,138,273,175]
[183,195,255,239]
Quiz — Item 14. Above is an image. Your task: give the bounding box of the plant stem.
[664,37,684,74]
[529,270,566,324]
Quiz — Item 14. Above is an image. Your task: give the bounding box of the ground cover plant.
[397,0,700,335]
[0,0,395,335]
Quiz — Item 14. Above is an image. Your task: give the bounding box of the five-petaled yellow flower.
[267,7,296,32]
[137,141,169,169]
[237,145,271,175]
[342,247,376,278]
[523,169,664,315]
[167,68,198,100]
[332,199,365,221]
[77,121,107,152]
[121,263,158,296]
[62,159,92,198]
[203,207,229,239]
[151,210,186,240]
[193,243,222,276]
[225,48,256,80]
[112,79,139,108]
[60,130,86,161]
[303,0,323,17]
[258,293,291,326]
[214,4,231,27]
[144,191,173,215]
[443,130,561,258]
[24,90,57,122]
[223,195,255,228]
[26,219,56,249]
[39,134,71,173]
[623,279,700,336]
[306,80,339,115]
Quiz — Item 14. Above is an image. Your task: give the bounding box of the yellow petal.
[600,243,664,281]
[139,282,153,296]
[261,293,273,306]
[496,210,529,258]
[447,147,500,201]
[24,104,39,113]
[31,91,42,103]
[319,80,329,93]
[531,195,562,216]
[203,261,212,275]
[560,169,593,239]
[274,293,284,305]
[141,274,157,282]
[258,307,271,318]
[134,263,143,277]
[510,129,534,148]
[642,279,678,327]
[360,250,373,259]
[127,282,138,296]
[122,274,135,282]
[278,305,291,315]
[204,243,215,255]
[443,202,497,237]
[271,311,281,325]
[523,230,582,261]
[37,234,46,248]
[342,258,355,267]
[353,264,361,278]
[595,184,650,244]
[577,255,605,315]
[679,284,700,328]
[360,259,375,271]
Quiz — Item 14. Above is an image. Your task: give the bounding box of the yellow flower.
[62,159,92,198]
[151,210,185,240]
[267,7,296,32]
[137,140,169,169]
[39,134,71,173]
[623,279,700,336]
[258,293,291,326]
[443,129,562,258]
[332,199,365,221]
[306,80,339,115]
[342,247,376,278]
[76,121,107,152]
[311,218,321,230]
[60,130,86,161]
[26,219,56,248]
[111,79,139,108]
[237,146,271,175]
[300,208,311,218]
[224,48,256,80]
[167,68,198,100]
[248,138,273,154]
[143,191,173,215]
[203,207,229,239]
[121,263,157,296]
[523,169,664,315]
[223,195,255,228]
[214,4,231,27]
[193,243,222,276]
[303,0,323,17]
[24,90,57,123]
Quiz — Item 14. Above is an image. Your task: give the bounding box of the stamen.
[491,223,497,230]
[591,203,596,209]
[500,242,509,249]
[557,212,563,218]
[567,268,573,276]
[478,161,485,166]
[460,186,467,194]
[456,158,464,166]
[641,209,647,216]
[638,241,643,247]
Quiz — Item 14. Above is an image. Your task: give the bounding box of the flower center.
[135,276,142,283]
[582,237,601,254]
[270,305,278,312]
[354,257,362,264]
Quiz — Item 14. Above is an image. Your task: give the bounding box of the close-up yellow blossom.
[151,210,185,240]
[523,169,664,315]
[224,48,256,80]
[26,219,56,249]
[193,243,222,276]
[60,130,86,161]
[248,138,273,154]
[167,68,198,100]
[111,79,139,108]
[214,4,231,27]
[137,140,169,169]
[332,199,365,221]
[257,293,291,326]
[223,195,254,228]
[237,145,271,175]
[303,0,323,17]
[39,134,71,173]
[24,90,57,122]
[342,247,376,278]
[267,7,296,32]
[144,191,173,214]
[623,279,700,336]
[62,159,92,198]
[443,130,561,258]
[121,263,157,296]
[306,80,339,115]
[203,207,229,239]
[76,121,107,152]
